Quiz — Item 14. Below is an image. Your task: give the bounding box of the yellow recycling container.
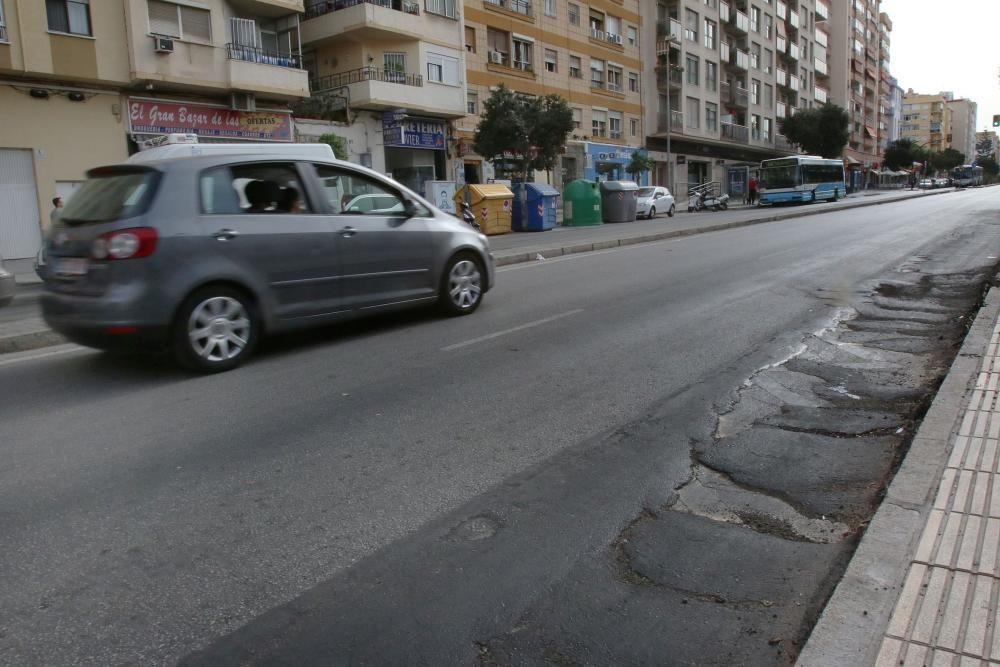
[454,184,513,236]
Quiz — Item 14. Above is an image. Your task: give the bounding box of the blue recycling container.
[511,183,561,232]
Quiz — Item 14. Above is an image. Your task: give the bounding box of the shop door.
[0,149,42,260]
[687,161,710,190]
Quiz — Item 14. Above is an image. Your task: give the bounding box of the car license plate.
[55,257,88,276]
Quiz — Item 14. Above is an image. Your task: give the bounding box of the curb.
[493,189,954,267]
[795,287,1000,666]
[0,329,67,355]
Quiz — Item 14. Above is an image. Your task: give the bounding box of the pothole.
[448,514,502,542]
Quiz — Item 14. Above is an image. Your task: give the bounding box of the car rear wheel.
[173,287,258,373]
[440,253,484,316]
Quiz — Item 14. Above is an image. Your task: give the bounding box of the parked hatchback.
[41,149,495,373]
[635,186,675,219]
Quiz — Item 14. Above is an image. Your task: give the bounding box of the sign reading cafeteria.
[381,113,446,150]
[126,98,293,142]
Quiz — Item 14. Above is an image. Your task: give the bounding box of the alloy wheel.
[187,296,251,362]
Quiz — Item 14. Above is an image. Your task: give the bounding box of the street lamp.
[658,32,681,193]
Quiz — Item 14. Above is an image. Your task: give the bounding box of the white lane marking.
[441,309,585,352]
[0,344,89,368]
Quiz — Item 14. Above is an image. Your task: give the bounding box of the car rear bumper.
[41,287,172,351]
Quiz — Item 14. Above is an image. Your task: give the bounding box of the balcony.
[722,81,749,108]
[787,9,799,31]
[775,0,787,20]
[727,8,750,34]
[656,65,682,89]
[302,0,453,44]
[814,86,828,104]
[777,101,787,118]
[723,44,749,71]
[246,0,305,11]
[227,43,301,69]
[309,65,462,116]
[788,74,800,92]
[656,110,684,133]
[483,0,533,17]
[721,121,749,143]
[777,35,787,53]
[590,27,624,48]
[656,18,683,45]
[814,58,828,77]
[815,0,830,21]
[815,28,828,48]
[785,41,800,62]
[720,0,730,22]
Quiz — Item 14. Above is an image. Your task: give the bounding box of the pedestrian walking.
[50,196,63,224]
[748,176,758,205]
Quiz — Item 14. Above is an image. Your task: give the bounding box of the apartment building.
[947,97,977,162]
[827,0,891,188]
[300,0,467,196]
[0,0,309,266]
[900,90,952,155]
[643,0,828,198]
[455,0,645,188]
[883,74,902,147]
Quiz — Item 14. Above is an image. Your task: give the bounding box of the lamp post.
[659,35,681,194]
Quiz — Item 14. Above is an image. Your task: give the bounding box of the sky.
[880,0,1000,130]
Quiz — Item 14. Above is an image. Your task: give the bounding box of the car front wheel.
[649,206,656,219]
[440,253,484,316]
[173,287,258,373]
[667,204,675,217]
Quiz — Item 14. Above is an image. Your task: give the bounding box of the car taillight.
[91,227,158,260]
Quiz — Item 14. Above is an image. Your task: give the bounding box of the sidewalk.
[798,288,1000,666]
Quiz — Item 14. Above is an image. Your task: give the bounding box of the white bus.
[950,164,983,188]
[758,156,846,205]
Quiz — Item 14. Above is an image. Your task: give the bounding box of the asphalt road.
[2,188,999,665]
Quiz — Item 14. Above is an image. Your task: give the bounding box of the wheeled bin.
[511,183,560,231]
[454,184,513,235]
[562,179,602,226]
[599,181,639,223]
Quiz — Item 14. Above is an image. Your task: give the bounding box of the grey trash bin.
[598,180,639,223]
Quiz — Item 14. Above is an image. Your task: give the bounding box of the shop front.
[584,143,649,185]
[124,97,293,152]
[381,113,446,195]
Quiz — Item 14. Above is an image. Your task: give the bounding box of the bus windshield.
[761,165,799,189]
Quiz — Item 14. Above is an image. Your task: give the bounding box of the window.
[0,1,7,42]
[544,0,555,17]
[705,60,717,91]
[544,48,557,72]
[592,109,608,137]
[751,6,760,32]
[751,79,760,105]
[147,0,211,42]
[569,55,582,78]
[628,72,639,93]
[465,26,475,53]
[47,0,91,36]
[703,19,716,49]
[572,107,582,129]
[684,8,698,41]
[764,48,773,74]
[686,97,700,128]
[426,0,457,18]
[750,114,761,140]
[384,52,406,81]
[590,58,605,85]
[512,38,533,71]
[467,91,478,115]
[751,42,760,69]
[764,83,773,108]
[686,55,699,85]
[568,2,580,25]
[427,52,459,85]
[630,118,638,137]
[763,117,772,141]
[590,9,605,33]
[705,102,718,131]
[200,163,311,215]
[607,65,623,92]
[764,13,772,38]
[313,165,412,216]
[606,15,620,38]
[609,111,622,139]
[487,28,508,64]
[627,25,637,46]
[703,0,717,7]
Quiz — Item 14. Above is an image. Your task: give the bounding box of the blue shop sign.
[382,113,446,150]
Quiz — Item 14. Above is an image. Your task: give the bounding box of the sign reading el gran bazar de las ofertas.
[126,98,293,142]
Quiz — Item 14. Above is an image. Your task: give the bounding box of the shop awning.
[864,126,876,138]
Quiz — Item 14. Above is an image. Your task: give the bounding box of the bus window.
[762,164,799,188]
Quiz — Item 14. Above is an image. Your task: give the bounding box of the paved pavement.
[798,288,1000,665]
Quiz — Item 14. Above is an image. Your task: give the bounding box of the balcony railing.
[656,111,683,133]
[0,25,7,42]
[777,101,787,118]
[656,18,682,44]
[776,0,787,20]
[815,28,828,47]
[730,9,749,33]
[226,43,302,68]
[720,1,730,23]
[656,65,682,89]
[815,86,828,104]
[776,68,788,86]
[815,0,830,21]
[591,27,624,46]
[721,121,749,143]
[788,10,799,30]
[610,129,623,139]
[814,58,828,76]
[310,66,423,92]
[305,0,420,19]
[483,0,532,16]
[786,42,800,61]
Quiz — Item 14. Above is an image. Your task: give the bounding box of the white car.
[636,186,675,219]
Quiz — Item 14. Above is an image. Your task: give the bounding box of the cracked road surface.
[3,189,1000,665]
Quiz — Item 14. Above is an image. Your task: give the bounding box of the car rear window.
[637,187,655,197]
[59,167,160,226]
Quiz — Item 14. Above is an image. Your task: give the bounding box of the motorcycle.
[688,190,730,212]
[460,202,481,232]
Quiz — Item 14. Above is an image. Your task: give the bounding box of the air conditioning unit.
[488,50,504,64]
[153,36,174,53]
[230,92,256,112]
[610,33,623,46]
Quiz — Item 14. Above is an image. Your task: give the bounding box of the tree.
[778,103,849,158]
[930,148,965,172]
[884,138,930,171]
[318,133,349,160]
[976,136,995,161]
[625,152,656,181]
[473,85,573,182]
[978,156,1000,178]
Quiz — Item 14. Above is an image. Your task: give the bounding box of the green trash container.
[562,179,603,226]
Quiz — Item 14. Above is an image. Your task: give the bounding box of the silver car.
[0,254,15,307]
[41,153,495,372]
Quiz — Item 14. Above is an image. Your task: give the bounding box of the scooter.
[460,202,481,232]
[688,190,730,212]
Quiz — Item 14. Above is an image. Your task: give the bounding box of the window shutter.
[148,0,180,37]
[442,56,459,85]
[180,5,212,41]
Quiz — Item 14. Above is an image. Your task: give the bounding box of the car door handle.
[213,229,239,242]
[340,226,357,238]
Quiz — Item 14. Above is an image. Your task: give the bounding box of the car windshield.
[637,187,656,197]
[60,168,160,225]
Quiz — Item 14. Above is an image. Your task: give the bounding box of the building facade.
[947,97,977,162]
[884,74,902,146]
[456,0,645,188]
[0,0,310,266]
[827,0,892,187]
[643,0,829,199]
[900,90,952,155]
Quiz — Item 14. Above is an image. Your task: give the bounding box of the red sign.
[126,97,292,142]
